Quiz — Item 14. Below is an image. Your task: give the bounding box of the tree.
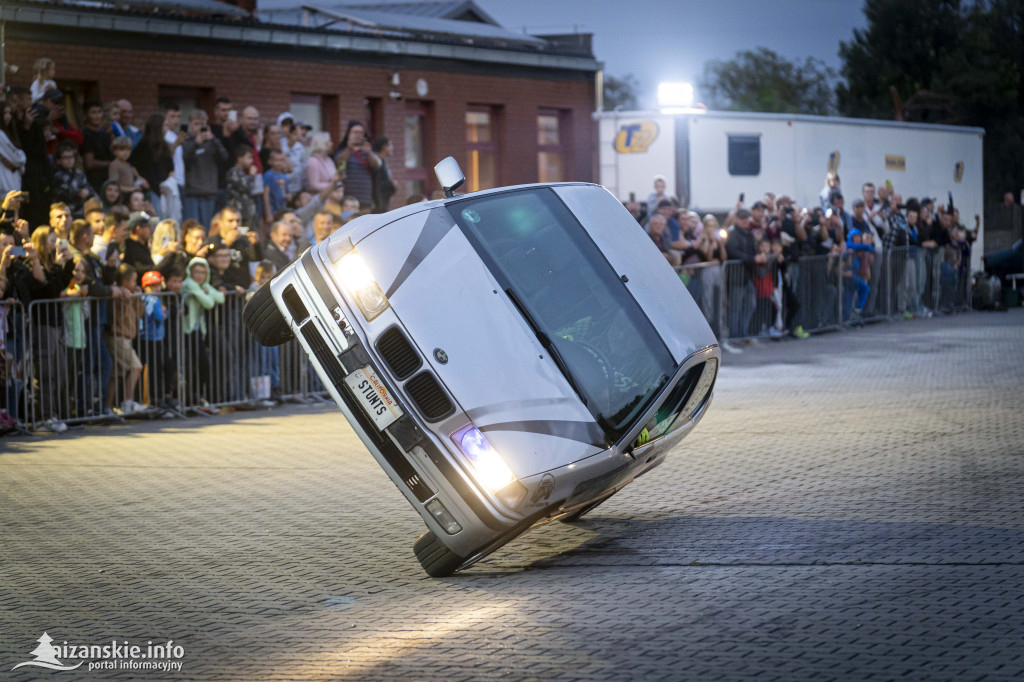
[837,0,963,119]
[700,48,837,115]
[838,0,1024,204]
[602,73,639,111]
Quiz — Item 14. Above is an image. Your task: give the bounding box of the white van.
[244,159,719,576]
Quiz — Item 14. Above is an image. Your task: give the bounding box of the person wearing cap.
[139,269,170,408]
[725,208,763,343]
[41,88,83,157]
[123,210,165,276]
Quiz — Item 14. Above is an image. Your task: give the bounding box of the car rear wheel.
[560,491,616,523]
[413,531,466,577]
[243,281,293,347]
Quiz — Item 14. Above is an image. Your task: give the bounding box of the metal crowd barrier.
[1,299,29,434]
[1,242,977,436]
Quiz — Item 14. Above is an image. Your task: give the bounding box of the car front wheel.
[243,281,293,347]
[413,531,466,577]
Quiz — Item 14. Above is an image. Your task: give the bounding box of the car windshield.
[448,188,676,444]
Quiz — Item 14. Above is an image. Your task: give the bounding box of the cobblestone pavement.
[2,310,1023,681]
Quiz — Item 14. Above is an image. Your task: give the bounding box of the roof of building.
[2,0,599,71]
[259,4,545,46]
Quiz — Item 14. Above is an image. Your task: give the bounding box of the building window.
[728,134,761,176]
[158,85,213,125]
[290,93,340,141]
[290,94,325,134]
[466,107,499,192]
[537,109,567,183]
[405,102,432,198]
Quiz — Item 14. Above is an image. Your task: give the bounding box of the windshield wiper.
[504,288,588,407]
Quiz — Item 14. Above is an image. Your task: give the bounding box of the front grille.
[376,327,421,380]
[405,371,454,422]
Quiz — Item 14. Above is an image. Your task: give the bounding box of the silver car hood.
[354,208,605,480]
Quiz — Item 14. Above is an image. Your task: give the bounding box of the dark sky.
[473,0,868,108]
[259,0,869,109]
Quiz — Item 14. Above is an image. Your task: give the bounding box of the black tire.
[243,281,293,347]
[414,531,465,578]
[560,491,616,523]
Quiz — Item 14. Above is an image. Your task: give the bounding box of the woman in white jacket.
[0,101,26,193]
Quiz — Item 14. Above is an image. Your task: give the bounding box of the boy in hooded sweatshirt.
[181,256,224,410]
[844,228,875,323]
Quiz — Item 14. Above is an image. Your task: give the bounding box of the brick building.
[0,0,599,202]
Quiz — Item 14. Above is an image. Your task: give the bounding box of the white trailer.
[598,110,986,266]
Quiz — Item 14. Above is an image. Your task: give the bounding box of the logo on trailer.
[954,161,964,183]
[613,121,659,154]
[885,154,906,171]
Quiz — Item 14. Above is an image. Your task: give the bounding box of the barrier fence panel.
[675,261,723,340]
[1,299,28,433]
[24,293,186,432]
[792,253,842,333]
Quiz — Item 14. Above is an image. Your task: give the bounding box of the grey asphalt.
[1,309,1023,681]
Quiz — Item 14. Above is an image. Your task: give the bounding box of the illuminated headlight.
[451,425,527,507]
[681,357,718,418]
[334,251,389,321]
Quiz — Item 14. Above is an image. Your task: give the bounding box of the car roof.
[342,182,600,244]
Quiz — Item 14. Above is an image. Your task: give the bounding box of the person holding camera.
[182,109,228,230]
[334,120,379,209]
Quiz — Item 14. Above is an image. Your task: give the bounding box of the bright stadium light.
[658,82,695,110]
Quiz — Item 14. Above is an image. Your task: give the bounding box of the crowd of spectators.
[0,57,409,432]
[629,173,981,352]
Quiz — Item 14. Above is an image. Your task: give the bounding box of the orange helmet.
[141,271,164,288]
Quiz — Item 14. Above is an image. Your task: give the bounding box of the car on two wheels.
[244,159,719,576]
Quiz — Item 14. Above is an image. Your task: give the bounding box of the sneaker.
[720,340,743,354]
[768,327,784,339]
[0,412,17,428]
[258,399,276,408]
[41,418,67,433]
[792,325,810,340]
[120,400,143,415]
[903,311,914,320]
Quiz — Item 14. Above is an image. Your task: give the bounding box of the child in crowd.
[62,256,92,417]
[30,58,57,103]
[52,142,96,218]
[226,144,257,229]
[181,256,224,412]
[263,150,290,219]
[752,238,775,337]
[108,136,146,197]
[248,261,280,406]
[139,270,168,408]
[105,264,145,415]
[340,194,360,222]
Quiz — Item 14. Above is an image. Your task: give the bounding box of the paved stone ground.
[1,309,1023,681]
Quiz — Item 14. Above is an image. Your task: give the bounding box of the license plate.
[344,366,404,430]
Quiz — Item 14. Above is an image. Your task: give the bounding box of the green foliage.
[838,0,1024,203]
[700,47,837,115]
[602,73,639,111]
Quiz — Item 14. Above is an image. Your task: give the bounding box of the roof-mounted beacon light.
[435,157,465,198]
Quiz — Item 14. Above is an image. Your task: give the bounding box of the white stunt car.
[244,159,719,576]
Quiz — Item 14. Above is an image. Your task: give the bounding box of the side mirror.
[434,157,465,198]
